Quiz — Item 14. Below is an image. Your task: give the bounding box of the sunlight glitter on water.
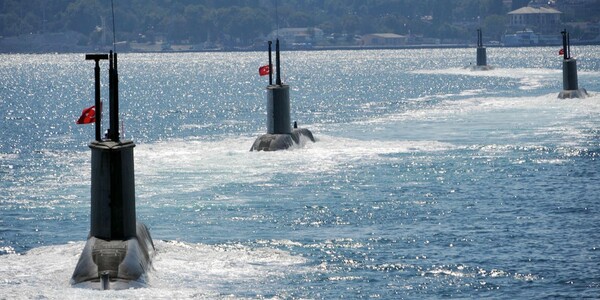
[1,47,600,298]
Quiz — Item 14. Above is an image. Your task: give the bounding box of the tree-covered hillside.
[0,0,514,45]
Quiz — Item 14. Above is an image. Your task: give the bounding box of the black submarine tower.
[250,39,315,151]
[471,28,493,71]
[71,51,154,290]
[558,29,588,99]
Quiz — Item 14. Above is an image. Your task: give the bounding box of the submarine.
[470,28,493,71]
[251,39,315,151]
[71,52,154,290]
[558,29,588,99]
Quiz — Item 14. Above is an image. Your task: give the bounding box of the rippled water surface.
[1,47,600,298]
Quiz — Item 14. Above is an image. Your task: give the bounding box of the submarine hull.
[558,88,588,99]
[470,65,494,71]
[71,222,154,290]
[251,128,315,151]
[292,128,315,144]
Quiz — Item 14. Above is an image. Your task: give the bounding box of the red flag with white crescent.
[76,105,96,124]
[259,64,270,76]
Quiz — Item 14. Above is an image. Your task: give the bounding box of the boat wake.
[0,240,308,298]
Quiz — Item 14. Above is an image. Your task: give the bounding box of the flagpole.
[85,54,108,141]
[268,41,273,85]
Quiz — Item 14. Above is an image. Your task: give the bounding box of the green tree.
[511,0,529,10]
[483,14,506,41]
[62,0,105,35]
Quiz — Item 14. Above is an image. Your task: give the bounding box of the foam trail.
[133,134,458,195]
[414,67,564,90]
[0,240,308,298]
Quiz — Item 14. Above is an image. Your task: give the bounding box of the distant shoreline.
[2,42,600,54]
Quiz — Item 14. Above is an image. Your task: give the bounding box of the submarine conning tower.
[558,29,588,99]
[71,52,154,290]
[251,39,315,151]
[472,28,493,71]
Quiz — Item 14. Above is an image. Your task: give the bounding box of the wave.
[0,240,308,298]
[413,67,564,91]
[132,134,458,196]
[413,67,600,91]
[358,92,600,125]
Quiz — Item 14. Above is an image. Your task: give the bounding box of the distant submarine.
[71,52,154,290]
[251,39,315,151]
[558,29,588,99]
[470,28,493,71]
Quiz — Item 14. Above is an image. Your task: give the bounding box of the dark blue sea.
[1,47,600,299]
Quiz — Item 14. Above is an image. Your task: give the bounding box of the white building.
[508,6,562,33]
[361,33,408,46]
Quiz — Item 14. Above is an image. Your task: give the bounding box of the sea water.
[1,47,600,298]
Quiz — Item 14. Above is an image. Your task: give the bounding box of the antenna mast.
[275,0,280,38]
[111,0,116,52]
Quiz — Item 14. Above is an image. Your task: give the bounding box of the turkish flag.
[259,64,270,76]
[76,105,96,124]
[559,48,564,55]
